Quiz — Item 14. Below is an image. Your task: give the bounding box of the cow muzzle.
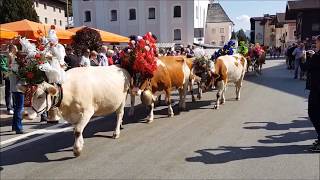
[23,107,38,120]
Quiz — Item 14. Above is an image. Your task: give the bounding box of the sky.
[217,0,288,31]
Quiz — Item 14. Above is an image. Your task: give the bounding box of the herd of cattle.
[18,53,250,157]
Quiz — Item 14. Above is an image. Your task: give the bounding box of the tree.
[0,0,38,23]
[231,31,237,40]
[236,29,248,42]
[71,27,102,56]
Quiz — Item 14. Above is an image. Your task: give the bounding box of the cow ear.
[16,84,26,93]
[46,85,58,96]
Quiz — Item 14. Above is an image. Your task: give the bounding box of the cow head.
[17,82,58,120]
[130,73,151,96]
[193,60,215,91]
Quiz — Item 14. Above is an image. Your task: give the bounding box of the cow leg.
[165,90,174,117]
[236,80,243,101]
[128,94,135,117]
[113,99,126,139]
[197,82,202,100]
[147,102,155,123]
[214,81,224,109]
[73,110,93,157]
[190,79,196,102]
[221,86,226,105]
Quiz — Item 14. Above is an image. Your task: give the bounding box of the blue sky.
[218,0,288,31]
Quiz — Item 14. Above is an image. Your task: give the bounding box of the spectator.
[0,46,13,115]
[98,46,108,66]
[106,50,114,65]
[64,46,80,70]
[80,49,91,67]
[287,43,297,70]
[292,42,306,79]
[8,45,25,134]
[306,35,320,152]
[90,51,99,66]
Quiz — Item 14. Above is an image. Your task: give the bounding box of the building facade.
[285,0,320,42]
[33,0,67,29]
[72,0,209,45]
[204,2,233,46]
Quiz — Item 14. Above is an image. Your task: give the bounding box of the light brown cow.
[129,56,190,123]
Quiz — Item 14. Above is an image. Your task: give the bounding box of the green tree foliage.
[0,0,39,23]
[231,31,237,40]
[71,27,102,56]
[236,29,248,42]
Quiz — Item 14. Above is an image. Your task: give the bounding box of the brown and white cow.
[211,54,247,109]
[19,66,131,157]
[129,56,191,123]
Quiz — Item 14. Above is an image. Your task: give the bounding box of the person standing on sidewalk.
[306,35,320,152]
[0,48,13,115]
[8,44,25,134]
[292,42,306,79]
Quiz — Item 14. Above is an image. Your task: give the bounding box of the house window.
[60,20,62,26]
[111,10,117,21]
[196,6,199,19]
[45,17,48,24]
[84,11,91,22]
[174,29,181,40]
[53,7,56,12]
[35,1,39,7]
[148,8,155,19]
[220,28,224,33]
[129,9,136,20]
[194,28,204,38]
[221,36,225,42]
[54,19,57,25]
[212,28,216,34]
[312,23,320,31]
[59,8,61,13]
[44,3,47,9]
[173,6,181,18]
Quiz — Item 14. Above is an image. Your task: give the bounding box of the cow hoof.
[168,114,174,118]
[236,98,240,101]
[113,133,120,139]
[147,119,154,123]
[220,101,225,105]
[213,105,219,109]
[73,148,81,157]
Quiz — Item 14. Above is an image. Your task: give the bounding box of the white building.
[204,2,234,46]
[33,0,67,29]
[72,0,209,45]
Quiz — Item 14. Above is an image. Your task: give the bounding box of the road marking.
[0,117,104,152]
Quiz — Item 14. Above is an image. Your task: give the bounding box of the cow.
[211,54,247,109]
[129,56,191,123]
[18,66,131,157]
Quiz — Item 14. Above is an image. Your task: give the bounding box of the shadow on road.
[185,144,311,164]
[244,61,307,99]
[243,117,311,130]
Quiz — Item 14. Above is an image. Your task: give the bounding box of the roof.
[286,0,320,20]
[276,13,286,23]
[206,3,233,24]
[287,0,320,10]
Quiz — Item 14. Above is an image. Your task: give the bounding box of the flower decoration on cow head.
[120,32,158,79]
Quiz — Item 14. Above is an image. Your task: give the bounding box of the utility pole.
[66,0,69,29]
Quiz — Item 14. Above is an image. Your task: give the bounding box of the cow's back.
[60,66,130,120]
[216,54,247,83]
[159,56,189,90]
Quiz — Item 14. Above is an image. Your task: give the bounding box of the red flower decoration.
[35,53,41,59]
[26,72,34,79]
[38,45,45,51]
[37,61,44,65]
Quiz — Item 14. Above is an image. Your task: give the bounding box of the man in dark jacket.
[306,35,320,152]
[64,46,80,70]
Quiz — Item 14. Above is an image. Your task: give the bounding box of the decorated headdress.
[120,32,158,78]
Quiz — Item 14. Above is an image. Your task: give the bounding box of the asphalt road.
[1,59,319,179]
